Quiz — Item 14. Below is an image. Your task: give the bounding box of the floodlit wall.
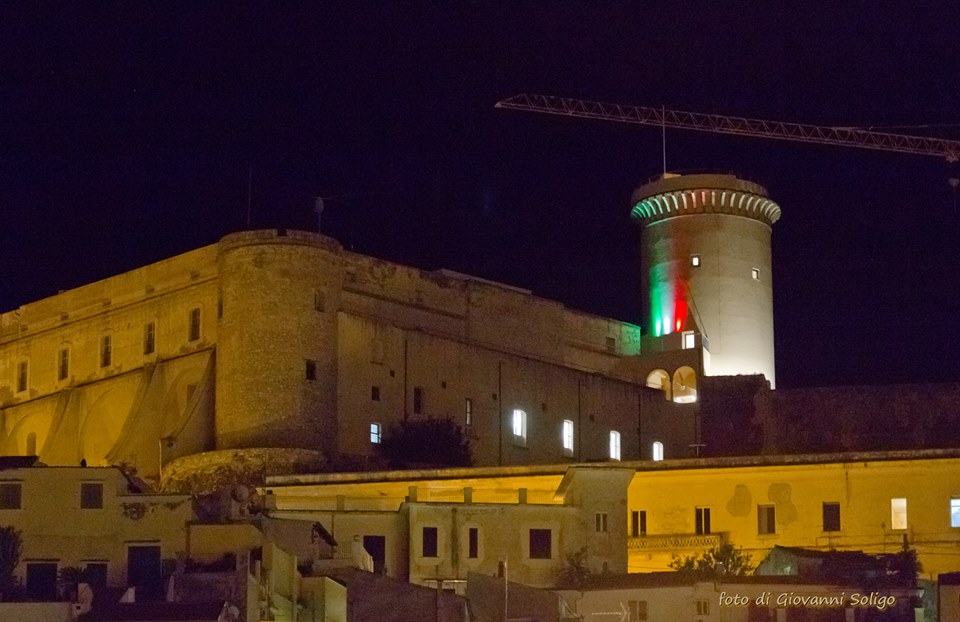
[627,453,960,577]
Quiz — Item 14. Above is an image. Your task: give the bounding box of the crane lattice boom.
[495,94,960,162]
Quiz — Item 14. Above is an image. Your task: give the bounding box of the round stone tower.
[631,173,781,388]
[215,230,343,454]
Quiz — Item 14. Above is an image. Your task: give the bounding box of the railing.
[628,533,724,551]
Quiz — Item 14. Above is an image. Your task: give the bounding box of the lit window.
[891,498,907,530]
[0,483,22,509]
[562,419,574,454]
[951,499,960,528]
[823,502,841,532]
[652,441,664,461]
[690,255,700,267]
[512,409,527,445]
[751,268,760,280]
[370,423,381,444]
[305,360,317,381]
[695,507,711,535]
[16,360,28,392]
[758,505,776,534]
[609,431,621,461]
[595,512,608,533]
[529,528,551,559]
[143,322,156,355]
[100,335,112,368]
[58,348,70,381]
[681,331,695,350]
[465,398,473,426]
[80,483,104,509]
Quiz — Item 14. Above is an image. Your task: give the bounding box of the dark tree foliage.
[0,526,22,596]
[557,547,592,588]
[669,542,754,579]
[378,417,472,469]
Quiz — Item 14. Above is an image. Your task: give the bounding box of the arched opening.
[646,369,671,401]
[672,366,697,403]
[652,441,664,461]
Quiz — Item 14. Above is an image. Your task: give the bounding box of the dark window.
[58,348,70,381]
[758,505,776,535]
[529,529,551,559]
[305,360,317,381]
[413,386,424,414]
[422,527,438,558]
[362,536,386,574]
[80,483,104,509]
[465,398,473,425]
[595,512,608,533]
[631,510,647,537]
[143,322,155,355]
[26,562,58,601]
[16,360,27,392]
[100,335,112,368]
[314,290,326,312]
[84,562,108,589]
[695,507,711,535]
[628,600,648,621]
[823,502,841,532]
[188,308,201,342]
[0,483,22,509]
[468,527,478,559]
[371,386,380,401]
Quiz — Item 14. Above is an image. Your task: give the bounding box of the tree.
[378,417,472,469]
[670,542,754,579]
[0,526,23,599]
[557,547,591,588]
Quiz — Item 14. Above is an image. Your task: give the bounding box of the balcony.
[628,533,725,552]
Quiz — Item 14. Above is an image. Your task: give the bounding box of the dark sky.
[2,4,959,389]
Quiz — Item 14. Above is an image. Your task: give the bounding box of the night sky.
[3,4,959,389]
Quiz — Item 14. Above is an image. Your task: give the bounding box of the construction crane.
[495,94,960,163]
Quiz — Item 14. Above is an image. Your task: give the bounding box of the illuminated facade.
[632,173,780,388]
[0,229,699,479]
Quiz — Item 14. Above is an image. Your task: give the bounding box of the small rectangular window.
[758,505,776,535]
[695,507,711,535]
[58,348,70,381]
[610,431,621,461]
[100,336,112,368]
[413,386,424,414]
[468,527,478,559]
[83,562,108,589]
[143,322,156,355]
[16,360,28,392]
[595,512,608,533]
[652,441,664,461]
[628,600,648,621]
[605,336,616,352]
[370,423,381,444]
[951,498,960,528]
[465,398,473,426]
[562,419,574,454]
[681,331,695,350]
[371,386,380,401]
[529,528,551,559]
[0,483,22,509]
[891,498,907,530]
[26,562,58,601]
[422,527,438,558]
[631,510,646,537]
[80,483,104,509]
[823,502,841,532]
[751,268,760,280]
[696,600,710,615]
[305,360,317,381]
[512,409,527,445]
[690,254,700,267]
[188,307,201,342]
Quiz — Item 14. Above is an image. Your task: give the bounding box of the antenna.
[314,197,325,233]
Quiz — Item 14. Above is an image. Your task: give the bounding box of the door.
[127,545,162,600]
[363,535,386,574]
